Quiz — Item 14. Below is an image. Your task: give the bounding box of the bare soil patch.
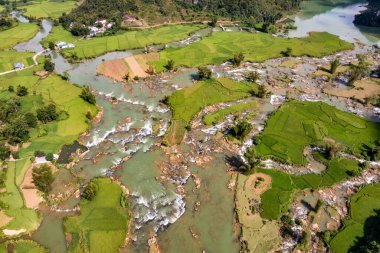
[20,164,43,209]
[325,78,380,100]
[0,211,13,228]
[97,59,129,82]
[245,173,272,196]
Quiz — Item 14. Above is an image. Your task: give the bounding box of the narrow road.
[0,49,48,76]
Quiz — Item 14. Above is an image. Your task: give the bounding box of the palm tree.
[329,59,340,74]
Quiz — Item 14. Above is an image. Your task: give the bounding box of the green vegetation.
[254,101,380,165]
[228,120,252,141]
[43,25,204,60]
[0,160,40,234]
[0,23,39,50]
[0,239,48,253]
[32,165,54,194]
[0,67,97,157]
[22,0,77,19]
[258,158,360,220]
[329,183,380,253]
[0,50,35,73]
[164,78,256,144]
[65,178,129,253]
[353,0,380,27]
[151,32,353,72]
[203,101,257,125]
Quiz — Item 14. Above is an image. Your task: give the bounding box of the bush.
[81,181,98,200]
[32,165,54,193]
[34,150,45,157]
[37,104,58,123]
[0,142,10,161]
[197,66,212,80]
[45,153,54,162]
[24,112,37,128]
[164,59,175,71]
[229,121,252,141]
[8,85,14,92]
[16,85,28,96]
[79,86,96,105]
[43,58,55,72]
[232,52,244,66]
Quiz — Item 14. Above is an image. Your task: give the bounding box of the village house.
[55,42,75,49]
[13,62,25,70]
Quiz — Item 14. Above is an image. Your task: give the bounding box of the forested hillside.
[354,0,380,27]
[59,0,301,28]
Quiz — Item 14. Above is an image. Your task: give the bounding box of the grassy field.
[0,23,40,50]
[0,160,40,235]
[329,183,380,253]
[0,239,47,253]
[203,101,257,126]
[0,67,98,157]
[254,101,380,165]
[64,178,129,253]
[165,78,256,145]
[22,0,77,19]
[150,31,353,72]
[258,158,360,220]
[43,25,204,59]
[0,50,35,73]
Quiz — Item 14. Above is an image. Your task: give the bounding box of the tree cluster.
[79,86,96,105]
[32,165,54,193]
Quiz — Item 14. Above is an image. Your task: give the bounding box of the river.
[9,0,380,252]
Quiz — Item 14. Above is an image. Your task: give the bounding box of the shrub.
[229,121,252,141]
[8,85,14,92]
[79,86,96,105]
[43,58,55,72]
[16,85,28,96]
[32,165,54,193]
[197,66,212,80]
[164,59,175,71]
[232,52,244,66]
[45,153,54,162]
[81,181,98,200]
[0,142,10,161]
[37,104,58,123]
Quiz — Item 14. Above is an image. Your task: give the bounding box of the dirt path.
[20,164,43,209]
[125,55,148,78]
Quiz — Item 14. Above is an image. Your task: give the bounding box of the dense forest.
[354,0,380,27]
[60,0,301,29]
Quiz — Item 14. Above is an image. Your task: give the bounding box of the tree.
[329,59,340,74]
[37,104,58,123]
[281,47,292,57]
[82,181,98,200]
[43,58,55,72]
[123,72,130,81]
[8,85,14,92]
[197,66,212,80]
[45,153,54,162]
[256,84,268,98]
[24,112,37,128]
[229,121,252,141]
[2,117,30,143]
[0,142,10,161]
[164,59,175,71]
[79,86,96,105]
[245,71,260,83]
[16,85,28,96]
[325,143,340,160]
[233,53,244,66]
[348,66,362,86]
[48,41,55,51]
[209,15,218,27]
[32,165,54,193]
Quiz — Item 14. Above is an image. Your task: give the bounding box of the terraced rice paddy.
[0,50,35,73]
[0,67,97,157]
[165,78,256,144]
[151,31,354,72]
[22,0,77,19]
[64,178,129,253]
[329,183,380,253]
[255,101,380,165]
[203,101,257,126]
[258,158,360,219]
[0,23,40,50]
[44,25,204,59]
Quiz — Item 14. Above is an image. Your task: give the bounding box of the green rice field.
[329,183,380,253]
[0,67,98,157]
[258,157,360,220]
[165,78,256,144]
[44,25,205,59]
[0,23,40,50]
[22,0,77,19]
[151,31,353,72]
[255,101,380,165]
[64,178,129,253]
[203,101,257,126]
[0,239,47,253]
[0,50,35,73]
